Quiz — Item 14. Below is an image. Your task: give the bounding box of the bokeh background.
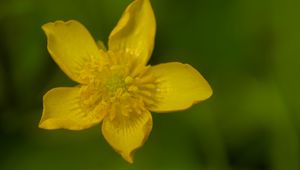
[1,0,300,169]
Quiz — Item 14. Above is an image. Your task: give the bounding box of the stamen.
[125,76,133,84]
[78,51,159,119]
[128,85,138,92]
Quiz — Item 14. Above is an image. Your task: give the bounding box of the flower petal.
[42,20,101,83]
[102,106,152,163]
[39,87,105,130]
[108,0,156,66]
[146,62,213,112]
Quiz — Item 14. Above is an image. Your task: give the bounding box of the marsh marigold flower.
[39,0,212,163]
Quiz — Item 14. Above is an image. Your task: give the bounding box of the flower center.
[79,63,135,113]
[105,75,126,95]
[78,52,158,119]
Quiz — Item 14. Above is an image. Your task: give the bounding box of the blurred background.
[1,0,300,169]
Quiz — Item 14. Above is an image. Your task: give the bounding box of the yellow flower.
[39,0,212,163]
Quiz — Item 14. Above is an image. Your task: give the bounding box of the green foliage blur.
[1,0,300,169]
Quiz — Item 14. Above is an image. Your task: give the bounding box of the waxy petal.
[147,62,212,112]
[42,20,102,83]
[39,87,105,130]
[102,108,152,163]
[108,0,156,66]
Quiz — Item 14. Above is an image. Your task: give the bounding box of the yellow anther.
[124,76,133,84]
[121,92,131,99]
[109,106,117,121]
[128,85,138,92]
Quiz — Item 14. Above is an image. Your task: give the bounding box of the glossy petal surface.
[108,0,156,66]
[42,20,102,83]
[147,62,212,112]
[40,87,105,130]
[102,105,152,163]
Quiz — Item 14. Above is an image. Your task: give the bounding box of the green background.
[1,0,300,169]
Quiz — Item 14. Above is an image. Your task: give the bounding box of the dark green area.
[1,0,300,169]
